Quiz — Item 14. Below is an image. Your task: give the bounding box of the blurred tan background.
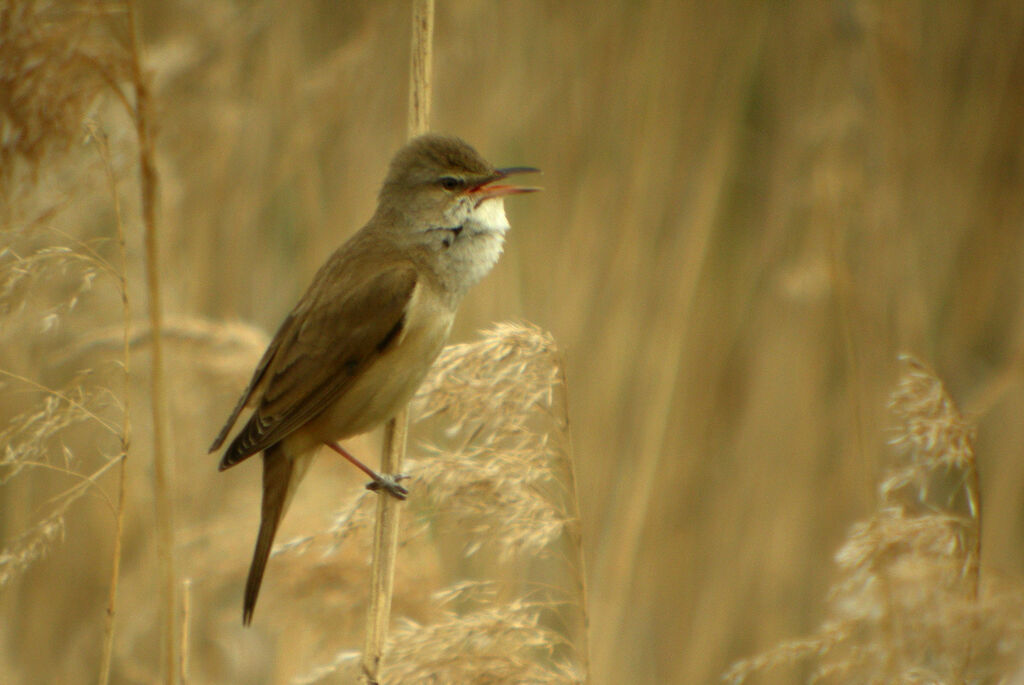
[3,1,1024,683]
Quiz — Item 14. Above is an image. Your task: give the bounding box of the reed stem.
[127,3,179,682]
[362,2,434,682]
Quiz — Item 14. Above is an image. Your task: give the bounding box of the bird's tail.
[243,442,313,626]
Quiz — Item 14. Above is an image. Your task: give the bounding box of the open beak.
[470,166,541,206]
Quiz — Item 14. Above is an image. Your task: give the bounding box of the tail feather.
[242,443,313,625]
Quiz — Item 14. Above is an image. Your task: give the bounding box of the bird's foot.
[366,474,409,500]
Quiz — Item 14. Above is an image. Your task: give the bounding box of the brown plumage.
[209,135,538,624]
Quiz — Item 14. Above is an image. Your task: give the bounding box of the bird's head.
[377,135,539,236]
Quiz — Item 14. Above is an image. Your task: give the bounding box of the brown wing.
[214,259,418,470]
[208,312,297,454]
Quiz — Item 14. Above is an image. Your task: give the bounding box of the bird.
[209,134,539,625]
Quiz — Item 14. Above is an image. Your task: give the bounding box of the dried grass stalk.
[125,2,179,681]
[92,122,132,685]
[362,2,435,682]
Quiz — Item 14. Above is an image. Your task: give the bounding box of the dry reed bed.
[4,1,1024,683]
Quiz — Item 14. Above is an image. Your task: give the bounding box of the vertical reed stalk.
[362,414,409,683]
[126,3,179,682]
[181,578,193,684]
[362,2,434,682]
[95,125,133,685]
[555,357,592,680]
[407,0,434,138]
[956,445,982,683]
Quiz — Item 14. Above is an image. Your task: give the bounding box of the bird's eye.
[439,176,461,191]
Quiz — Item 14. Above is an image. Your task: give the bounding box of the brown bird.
[210,134,538,625]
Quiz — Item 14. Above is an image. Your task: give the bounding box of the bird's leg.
[324,441,409,500]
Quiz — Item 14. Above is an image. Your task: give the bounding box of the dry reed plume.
[724,356,1023,684]
[285,323,587,683]
[0,1,128,191]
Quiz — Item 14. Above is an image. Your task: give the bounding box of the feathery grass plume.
[0,242,102,321]
[292,323,588,683]
[379,595,582,684]
[415,323,586,677]
[408,323,587,680]
[886,355,980,519]
[0,0,129,194]
[0,369,112,486]
[723,355,1023,684]
[409,323,580,560]
[0,302,126,589]
[295,591,583,685]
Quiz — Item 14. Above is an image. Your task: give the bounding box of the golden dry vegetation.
[3,1,1024,683]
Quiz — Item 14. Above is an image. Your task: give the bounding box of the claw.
[366,475,409,500]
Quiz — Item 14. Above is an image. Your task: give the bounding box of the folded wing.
[212,260,418,470]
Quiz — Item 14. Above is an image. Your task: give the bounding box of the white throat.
[440,197,510,295]
[467,196,511,234]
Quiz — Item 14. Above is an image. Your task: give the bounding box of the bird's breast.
[307,281,454,443]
